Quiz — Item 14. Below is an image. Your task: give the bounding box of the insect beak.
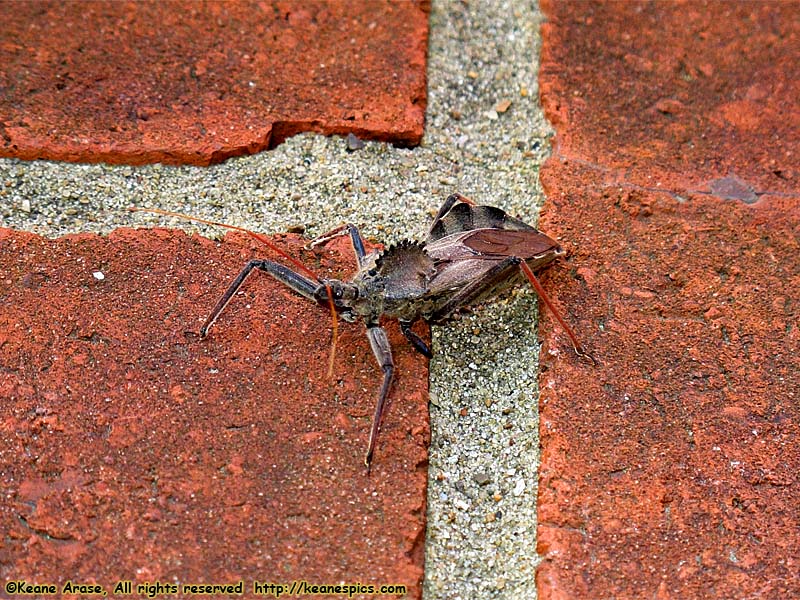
[338,309,357,323]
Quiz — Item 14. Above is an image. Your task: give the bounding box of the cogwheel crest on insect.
[373,240,436,296]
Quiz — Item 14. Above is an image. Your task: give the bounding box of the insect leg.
[343,224,367,267]
[201,259,319,338]
[517,261,597,365]
[364,324,395,470]
[309,223,368,268]
[400,319,432,358]
[308,223,368,377]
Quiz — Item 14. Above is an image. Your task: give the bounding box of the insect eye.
[328,282,346,299]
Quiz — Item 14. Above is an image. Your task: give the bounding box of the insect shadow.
[135,193,594,470]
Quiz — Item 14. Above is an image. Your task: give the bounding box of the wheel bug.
[132,193,594,470]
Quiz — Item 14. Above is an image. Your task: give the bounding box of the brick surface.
[536,2,800,598]
[538,0,798,196]
[0,228,428,598]
[0,1,429,166]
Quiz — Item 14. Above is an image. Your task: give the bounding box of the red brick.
[537,1,800,598]
[539,0,798,195]
[0,228,428,596]
[0,1,429,165]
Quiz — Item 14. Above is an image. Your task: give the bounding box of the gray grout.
[0,2,551,598]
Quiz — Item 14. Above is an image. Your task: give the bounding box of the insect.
[134,193,593,469]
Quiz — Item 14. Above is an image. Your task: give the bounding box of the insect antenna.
[129,206,340,376]
[518,260,597,365]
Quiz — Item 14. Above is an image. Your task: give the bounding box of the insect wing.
[461,228,561,260]
[425,254,508,297]
[425,228,561,262]
[423,227,563,298]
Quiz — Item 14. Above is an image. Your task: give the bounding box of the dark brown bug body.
[334,197,563,326]
[194,193,591,469]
